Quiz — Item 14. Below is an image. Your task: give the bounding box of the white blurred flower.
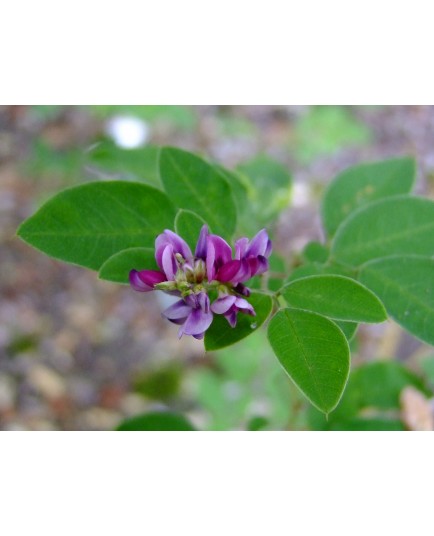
[105,115,150,149]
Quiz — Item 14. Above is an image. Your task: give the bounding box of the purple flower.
[129,224,272,338]
[211,293,256,327]
[162,292,213,339]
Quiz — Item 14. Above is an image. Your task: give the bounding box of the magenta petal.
[234,283,251,297]
[211,295,237,314]
[137,269,167,286]
[246,229,270,257]
[216,260,241,282]
[195,225,209,260]
[162,299,192,322]
[234,258,252,283]
[183,308,213,336]
[255,255,269,275]
[161,244,177,280]
[129,270,154,292]
[206,235,233,281]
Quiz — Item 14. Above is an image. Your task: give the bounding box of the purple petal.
[161,244,177,280]
[211,294,237,314]
[234,283,251,297]
[162,299,192,322]
[195,225,209,260]
[256,255,269,276]
[183,308,214,336]
[216,260,241,282]
[224,310,238,328]
[197,292,210,313]
[235,237,249,260]
[234,297,256,316]
[129,270,154,292]
[155,229,192,269]
[246,229,270,257]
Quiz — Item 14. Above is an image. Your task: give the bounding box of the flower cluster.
[130,226,272,339]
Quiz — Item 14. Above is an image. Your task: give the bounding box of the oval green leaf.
[116,411,196,431]
[332,196,434,267]
[174,209,208,252]
[281,275,387,323]
[359,255,434,345]
[17,181,176,270]
[99,247,158,284]
[205,292,273,351]
[322,157,415,237]
[267,308,350,413]
[159,147,237,240]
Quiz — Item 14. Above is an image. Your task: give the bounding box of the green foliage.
[133,365,182,401]
[237,154,292,228]
[205,292,273,351]
[322,157,415,237]
[308,361,427,431]
[268,308,350,413]
[17,181,176,270]
[174,209,208,252]
[332,196,434,266]
[359,256,434,345]
[86,141,161,187]
[302,241,329,263]
[281,275,387,323]
[116,412,196,431]
[294,106,372,164]
[99,247,158,284]
[159,147,237,240]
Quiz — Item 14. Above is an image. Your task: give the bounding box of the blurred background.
[2,105,434,431]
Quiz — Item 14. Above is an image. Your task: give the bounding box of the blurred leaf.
[117,412,196,431]
[86,141,161,187]
[237,154,292,225]
[174,209,208,252]
[294,106,371,164]
[281,275,387,323]
[302,241,329,263]
[322,157,415,237]
[89,105,197,130]
[308,361,427,430]
[133,366,182,401]
[268,308,350,413]
[329,418,404,431]
[17,181,176,270]
[359,255,434,345]
[421,356,434,387]
[24,140,84,182]
[99,247,157,284]
[205,292,273,351]
[332,196,434,266]
[159,147,237,240]
[247,416,269,431]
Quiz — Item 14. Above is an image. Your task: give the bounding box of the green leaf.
[281,275,387,323]
[267,308,350,413]
[332,196,434,267]
[159,147,237,240]
[359,255,434,345]
[174,209,208,252]
[335,321,358,341]
[86,141,161,187]
[286,261,355,283]
[116,411,196,431]
[322,157,415,236]
[99,247,157,284]
[205,292,273,351]
[17,181,176,270]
